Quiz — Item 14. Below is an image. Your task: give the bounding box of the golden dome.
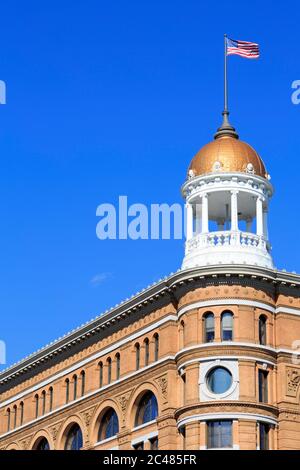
[188,135,267,179]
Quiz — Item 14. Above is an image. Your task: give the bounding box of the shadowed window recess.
[207,420,232,449]
[64,424,83,450]
[221,311,233,341]
[98,408,119,441]
[203,312,215,343]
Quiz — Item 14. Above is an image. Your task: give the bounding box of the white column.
[186,203,193,241]
[256,196,264,236]
[230,191,238,231]
[201,193,209,233]
[263,208,269,239]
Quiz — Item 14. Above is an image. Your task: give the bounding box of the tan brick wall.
[1,283,300,450]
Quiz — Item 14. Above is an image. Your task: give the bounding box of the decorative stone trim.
[49,423,62,443]
[175,401,279,421]
[155,375,168,402]
[20,436,32,450]
[117,392,132,421]
[286,367,300,397]
[81,406,96,428]
[177,412,277,428]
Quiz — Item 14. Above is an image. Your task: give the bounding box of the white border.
[177,412,277,428]
[178,299,275,317]
[131,419,157,433]
[178,299,300,319]
[199,360,239,401]
[175,342,277,359]
[178,355,276,370]
[131,430,158,446]
[94,434,117,446]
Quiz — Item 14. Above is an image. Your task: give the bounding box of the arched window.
[41,390,46,415]
[73,375,78,400]
[144,338,149,366]
[13,405,17,429]
[115,353,120,380]
[203,312,215,343]
[154,334,159,362]
[221,311,233,341]
[107,358,112,384]
[98,408,119,441]
[135,343,140,370]
[64,424,83,450]
[34,394,39,419]
[135,391,158,427]
[80,371,85,397]
[35,437,50,450]
[259,315,267,345]
[7,408,10,432]
[65,379,70,404]
[99,362,103,388]
[20,402,24,426]
[49,387,53,412]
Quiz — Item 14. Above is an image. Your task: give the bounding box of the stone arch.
[89,398,122,445]
[30,429,53,450]
[127,381,161,430]
[6,442,20,450]
[56,414,85,450]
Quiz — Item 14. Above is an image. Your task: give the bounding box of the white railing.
[186,230,270,254]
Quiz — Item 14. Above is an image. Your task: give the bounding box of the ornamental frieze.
[178,284,275,310]
[80,406,96,428]
[286,367,300,397]
[117,392,132,418]
[49,423,62,442]
[155,375,168,401]
[20,437,32,450]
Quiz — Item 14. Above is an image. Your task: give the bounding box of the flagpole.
[224,33,228,113]
[214,34,238,139]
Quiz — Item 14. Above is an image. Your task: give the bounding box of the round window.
[207,367,232,394]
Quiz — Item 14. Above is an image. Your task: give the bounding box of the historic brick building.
[1,116,300,450]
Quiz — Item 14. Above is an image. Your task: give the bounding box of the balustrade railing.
[186,230,270,254]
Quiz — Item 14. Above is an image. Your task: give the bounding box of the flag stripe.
[227,48,259,55]
[227,48,259,53]
[234,40,259,45]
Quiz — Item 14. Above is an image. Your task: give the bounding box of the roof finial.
[214,110,239,139]
[214,34,239,140]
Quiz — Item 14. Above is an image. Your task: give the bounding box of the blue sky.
[0,0,299,368]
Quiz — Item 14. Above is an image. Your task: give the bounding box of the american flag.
[226,37,260,59]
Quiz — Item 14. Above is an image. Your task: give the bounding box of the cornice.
[174,401,279,420]
[181,171,274,200]
[1,264,300,389]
